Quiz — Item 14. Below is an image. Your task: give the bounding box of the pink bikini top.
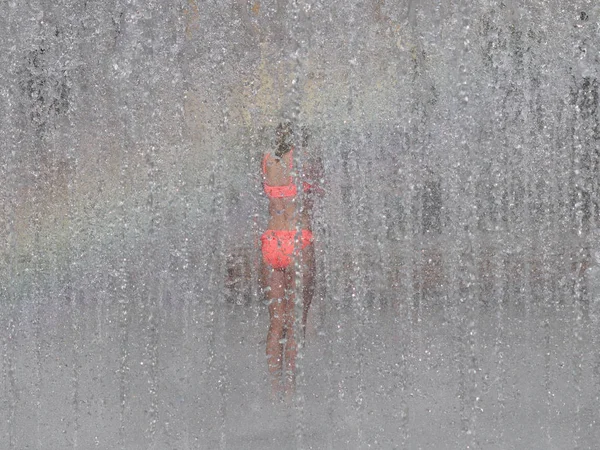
[262,151,313,199]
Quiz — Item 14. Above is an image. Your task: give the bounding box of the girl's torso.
[263,150,312,231]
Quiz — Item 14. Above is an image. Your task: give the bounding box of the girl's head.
[275,122,293,158]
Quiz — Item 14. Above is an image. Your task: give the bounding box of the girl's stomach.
[267,200,311,230]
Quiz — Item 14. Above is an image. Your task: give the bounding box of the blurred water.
[1,1,600,449]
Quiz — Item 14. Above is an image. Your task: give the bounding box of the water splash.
[1,1,600,448]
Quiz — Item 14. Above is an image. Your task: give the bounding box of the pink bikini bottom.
[260,229,313,269]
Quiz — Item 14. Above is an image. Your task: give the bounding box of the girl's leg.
[301,243,316,336]
[264,265,286,398]
[283,267,297,398]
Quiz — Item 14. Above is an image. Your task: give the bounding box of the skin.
[261,138,322,400]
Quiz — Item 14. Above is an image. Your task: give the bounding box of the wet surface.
[2,1,600,449]
[2,249,599,449]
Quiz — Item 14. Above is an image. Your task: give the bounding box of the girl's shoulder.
[262,152,285,180]
[262,152,277,171]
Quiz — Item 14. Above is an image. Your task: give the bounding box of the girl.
[260,123,323,400]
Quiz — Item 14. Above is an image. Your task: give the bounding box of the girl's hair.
[301,126,310,148]
[275,122,293,158]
